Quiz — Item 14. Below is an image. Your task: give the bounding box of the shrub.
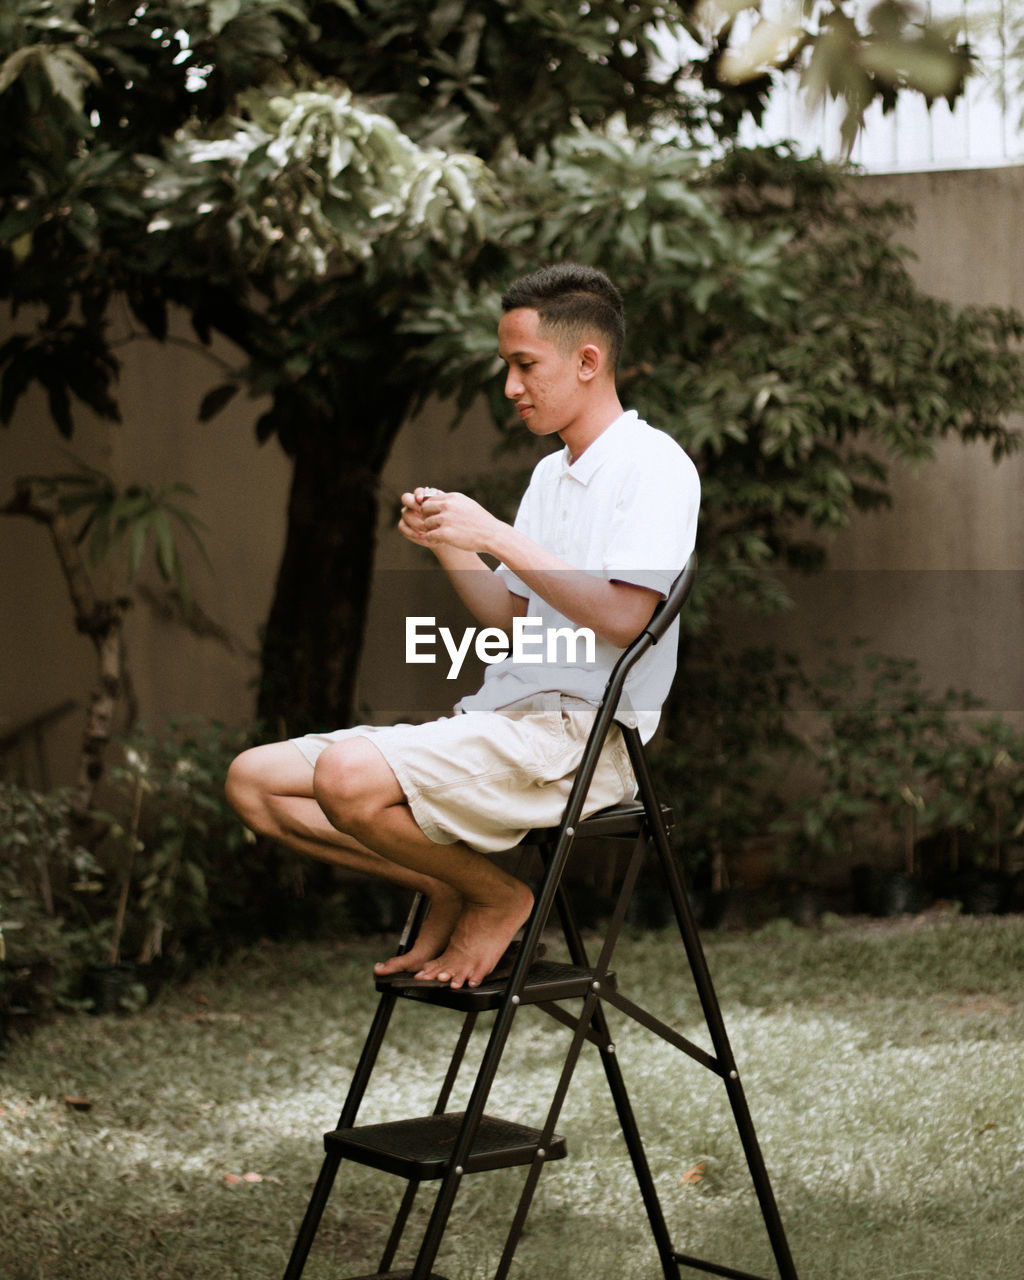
[652,641,1024,919]
[0,783,105,1014]
[778,645,1024,890]
[652,644,806,892]
[95,718,286,965]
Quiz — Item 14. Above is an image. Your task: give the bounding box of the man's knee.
[224,748,264,827]
[313,738,397,831]
[312,742,360,827]
[225,742,307,834]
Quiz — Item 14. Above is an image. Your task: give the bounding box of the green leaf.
[198,384,240,421]
[126,511,151,579]
[40,45,99,113]
[47,379,73,438]
[151,510,176,582]
[0,46,38,96]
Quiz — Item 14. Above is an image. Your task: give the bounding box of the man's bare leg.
[312,737,535,989]
[225,742,464,976]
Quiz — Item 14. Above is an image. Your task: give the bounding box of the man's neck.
[560,395,625,464]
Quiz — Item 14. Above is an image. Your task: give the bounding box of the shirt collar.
[559,410,638,484]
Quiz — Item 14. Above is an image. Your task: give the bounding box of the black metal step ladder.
[281,556,799,1280]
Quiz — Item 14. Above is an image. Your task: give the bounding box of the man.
[226,264,699,990]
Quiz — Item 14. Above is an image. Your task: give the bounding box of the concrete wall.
[0,316,287,784]
[756,167,1024,720]
[0,310,515,785]
[2,166,1023,790]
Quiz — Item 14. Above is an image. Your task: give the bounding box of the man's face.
[497,307,585,441]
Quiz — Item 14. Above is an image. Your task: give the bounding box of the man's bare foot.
[410,878,535,990]
[373,887,463,979]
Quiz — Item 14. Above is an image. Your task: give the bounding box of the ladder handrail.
[409,552,700,1276]
[557,550,697,833]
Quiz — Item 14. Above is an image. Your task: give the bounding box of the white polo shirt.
[456,410,700,741]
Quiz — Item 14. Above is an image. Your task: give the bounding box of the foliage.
[144,85,492,285]
[3,464,216,814]
[0,782,106,1010]
[779,644,1024,878]
[651,644,805,884]
[95,718,280,965]
[35,459,210,600]
[0,0,494,435]
[694,0,973,151]
[648,634,1024,911]
[0,717,319,1017]
[410,136,1024,618]
[0,0,1002,734]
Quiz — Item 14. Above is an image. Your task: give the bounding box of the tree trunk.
[74,598,131,819]
[251,278,434,736]
[256,407,409,737]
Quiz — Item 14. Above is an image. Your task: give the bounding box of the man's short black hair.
[501,264,625,370]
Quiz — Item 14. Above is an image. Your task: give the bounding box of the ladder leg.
[377,1012,476,1273]
[492,1157,544,1280]
[282,894,435,1279]
[405,902,561,1278]
[378,1180,421,1274]
[591,1006,680,1279]
[552,843,681,1279]
[627,732,799,1280]
[282,987,401,1280]
[492,982,602,1280]
[283,1149,343,1280]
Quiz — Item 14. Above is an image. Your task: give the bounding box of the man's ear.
[577,342,603,382]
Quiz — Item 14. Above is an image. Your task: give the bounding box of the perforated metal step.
[346,1272,450,1279]
[522,800,672,842]
[376,959,616,1010]
[325,1111,567,1179]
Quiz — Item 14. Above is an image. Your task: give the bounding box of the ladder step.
[325,1112,567,1179]
[377,959,617,1010]
[345,1272,451,1279]
[522,800,672,843]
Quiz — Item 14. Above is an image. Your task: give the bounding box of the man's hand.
[398,485,657,647]
[398,487,520,631]
[398,487,437,547]
[400,488,503,556]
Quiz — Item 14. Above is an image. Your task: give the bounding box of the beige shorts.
[291,692,635,854]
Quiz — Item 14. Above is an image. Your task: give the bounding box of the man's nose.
[504,367,523,399]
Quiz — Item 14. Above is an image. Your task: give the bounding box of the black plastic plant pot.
[83,962,140,1014]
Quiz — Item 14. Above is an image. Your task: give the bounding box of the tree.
[1,0,1013,741]
[2,0,495,733]
[408,132,1023,618]
[690,0,972,151]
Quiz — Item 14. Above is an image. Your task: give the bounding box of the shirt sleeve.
[494,479,535,600]
[601,440,700,597]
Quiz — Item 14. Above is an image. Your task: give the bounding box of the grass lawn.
[2,911,1023,1280]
